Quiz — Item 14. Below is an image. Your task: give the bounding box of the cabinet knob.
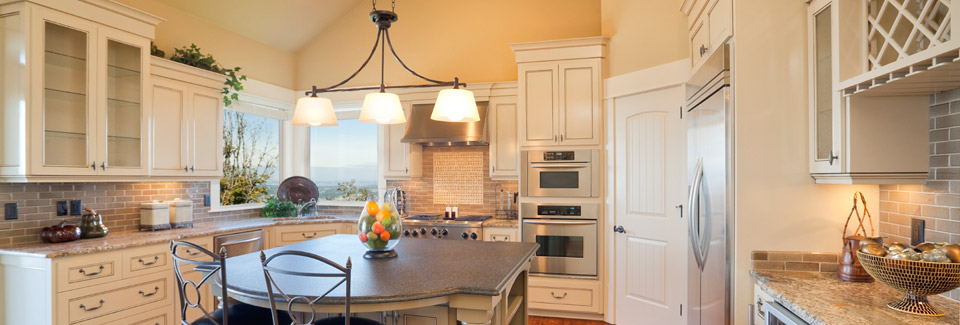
[554,135,558,142]
[100,162,106,170]
[560,134,564,142]
[184,165,189,172]
[190,165,195,172]
[91,161,97,171]
[828,150,838,166]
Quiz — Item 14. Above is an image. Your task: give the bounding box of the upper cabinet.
[150,58,224,178]
[0,1,162,180]
[511,37,606,148]
[682,0,733,70]
[380,102,422,179]
[807,0,929,184]
[488,83,520,179]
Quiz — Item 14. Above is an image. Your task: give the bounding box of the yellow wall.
[114,0,296,89]
[732,1,879,324]
[601,0,689,78]
[294,0,601,90]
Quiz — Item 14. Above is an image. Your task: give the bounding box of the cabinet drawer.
[56,253,123,292]
[529,286,594,307]
[690,21,709,67]
[122,245,170,278]
[96,305,173,325]
[60,272,172,324]
[274,225,338,246]
[174,236,214,261]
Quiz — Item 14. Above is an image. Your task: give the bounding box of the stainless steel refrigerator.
[686,44,733,325]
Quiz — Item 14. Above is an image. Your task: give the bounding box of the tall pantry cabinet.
[0,0,162,179]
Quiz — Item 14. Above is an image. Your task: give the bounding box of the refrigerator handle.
[688,158,705,271]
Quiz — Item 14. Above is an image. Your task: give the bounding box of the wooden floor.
[529,316,611,325]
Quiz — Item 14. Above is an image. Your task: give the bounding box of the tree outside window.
[221,110,281,205]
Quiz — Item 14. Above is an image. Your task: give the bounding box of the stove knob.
[403,230,410,237]
[470,232,478,240]
[419,228,427,235]
[461,232,469,239]
[440,229,449,236]
[412,231,419,237]
[430,228,438,236]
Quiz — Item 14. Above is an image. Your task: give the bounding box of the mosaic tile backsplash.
[433,151,484,205]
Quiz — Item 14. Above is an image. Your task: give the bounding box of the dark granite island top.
[752,270,960,325]
[216,234,538,324]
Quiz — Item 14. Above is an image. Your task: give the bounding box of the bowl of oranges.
[358,201,403,259]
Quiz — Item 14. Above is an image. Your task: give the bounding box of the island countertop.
[752,270,960,325]
[221,234,539,305]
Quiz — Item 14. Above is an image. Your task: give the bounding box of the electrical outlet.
[911,218,926,246]
[70,200,82,216]
[4,203,17,220]
[204,194,211,207]
[56,201,68,216]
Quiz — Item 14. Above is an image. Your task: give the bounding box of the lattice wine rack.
[867,0,952,70]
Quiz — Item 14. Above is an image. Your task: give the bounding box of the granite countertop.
[482,218,518,228]
[0,215,360,258]
[220,234,538,304]
[752,270,960,325]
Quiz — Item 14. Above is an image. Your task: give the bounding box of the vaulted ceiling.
[154,0,364,51]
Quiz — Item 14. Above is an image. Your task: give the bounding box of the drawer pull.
[302,232,317,239]
[79,299,105,312]
[139,286,160,297]
[78,265,105,277]
[550,291,567,299]
[184,249,202,256]
[138,256,159,266]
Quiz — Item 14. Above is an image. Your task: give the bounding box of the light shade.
[431,88,479,122]
[292,96,338,126]
[359,92,406,124]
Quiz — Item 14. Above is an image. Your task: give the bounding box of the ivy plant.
[169,44,246,106]
[149,42,164,58]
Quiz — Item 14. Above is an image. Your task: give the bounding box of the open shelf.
[505,295,524,324]
[841,47,960,96]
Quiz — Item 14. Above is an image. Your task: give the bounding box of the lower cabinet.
[397,306,452,325]
[528,276,602,315]
[484,227,520,242]
[272,224,340,247]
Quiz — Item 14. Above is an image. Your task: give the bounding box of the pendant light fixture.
[296,0,478,125]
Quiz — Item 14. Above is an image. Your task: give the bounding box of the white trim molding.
[604,59,690,99]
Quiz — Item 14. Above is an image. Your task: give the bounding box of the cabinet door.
[381,102,420,179]
[518,62,559,146]
[189,87,222,177]
[489,96,519,179]
[397,306,450,325]
[97,27,149,175]
[29,8,98,175]
[808,0,842,174]
[0,9,25,176]
[707,0,732,48]
[150,77,188,176]
[690,20,709,68]
[558,60,601,146]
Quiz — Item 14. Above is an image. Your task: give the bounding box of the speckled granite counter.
[752,270,960,324]
[482,218,518,228]
[0,215,359,258]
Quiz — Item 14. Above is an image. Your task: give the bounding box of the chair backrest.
[171,240,229,325]
[260,250,352,325]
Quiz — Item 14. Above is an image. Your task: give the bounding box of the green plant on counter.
[168,43,246,106]
[260,197,296,218]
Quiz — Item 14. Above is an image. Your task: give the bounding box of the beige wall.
[114,0,296,89]
[294,0,601,90]
[732,1,879,324]
[601,0,689,78]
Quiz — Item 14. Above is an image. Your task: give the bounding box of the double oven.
[521,149,600,277]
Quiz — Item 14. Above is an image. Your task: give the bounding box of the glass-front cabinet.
[19,5,153,176]
[808,0,842,175]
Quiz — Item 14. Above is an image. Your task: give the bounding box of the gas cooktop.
[402,214,492,240]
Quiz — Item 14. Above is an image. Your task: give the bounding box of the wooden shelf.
[841,46,960,97]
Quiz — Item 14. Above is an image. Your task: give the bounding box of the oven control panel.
[543,151,576,161]
[537,205,581,216]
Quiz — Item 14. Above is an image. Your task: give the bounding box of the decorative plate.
[276,176,319,204]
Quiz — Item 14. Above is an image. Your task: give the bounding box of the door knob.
[613,225,625,233]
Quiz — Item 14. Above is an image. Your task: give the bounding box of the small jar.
[166,198,193,228]
[140,201,170,231]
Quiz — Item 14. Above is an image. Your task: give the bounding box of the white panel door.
[614,87,686,324]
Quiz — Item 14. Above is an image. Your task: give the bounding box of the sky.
[309,118,378,186]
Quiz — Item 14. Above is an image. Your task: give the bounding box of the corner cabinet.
[149,58,224,178]
[806,0,929,184]
[380,102,422,179]
[0,1,161,179]
[511,37,606,148]
[682,0,733,70]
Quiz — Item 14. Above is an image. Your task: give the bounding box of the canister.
[166,198,194,228]
[140,200,170,231]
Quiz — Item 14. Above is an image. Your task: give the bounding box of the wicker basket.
[856,251,960,316]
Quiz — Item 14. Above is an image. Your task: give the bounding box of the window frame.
[306,103,385,207]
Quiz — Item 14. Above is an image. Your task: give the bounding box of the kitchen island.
[213,234,538,325]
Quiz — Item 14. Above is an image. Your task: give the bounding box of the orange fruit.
[380,231,391,241]
[376,210,389,222]
[365,201,379,216]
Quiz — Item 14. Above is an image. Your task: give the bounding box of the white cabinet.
[396,306,451,325]
[380,102,421,179]
[483,227,519,242]
[682,0,732,70]
[149,57,224,178]
[806,0,929,184]
[512,38,605,148]
[488,95,519,179]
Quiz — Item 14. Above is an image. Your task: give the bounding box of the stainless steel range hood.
[401,102,488,146]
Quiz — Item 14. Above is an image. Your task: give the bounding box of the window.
[309,110,379,202]
[221,109,281,205]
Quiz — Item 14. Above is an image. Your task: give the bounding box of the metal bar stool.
[171,240,286,325]
[260,250,383,325]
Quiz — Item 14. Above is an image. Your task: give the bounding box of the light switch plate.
[70,200,82,216]
[204,194,211,207]
[4,203,17,220]
[56,201,68,216]
[911,218,925,246]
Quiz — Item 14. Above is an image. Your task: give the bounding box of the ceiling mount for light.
[294,0,478,126]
